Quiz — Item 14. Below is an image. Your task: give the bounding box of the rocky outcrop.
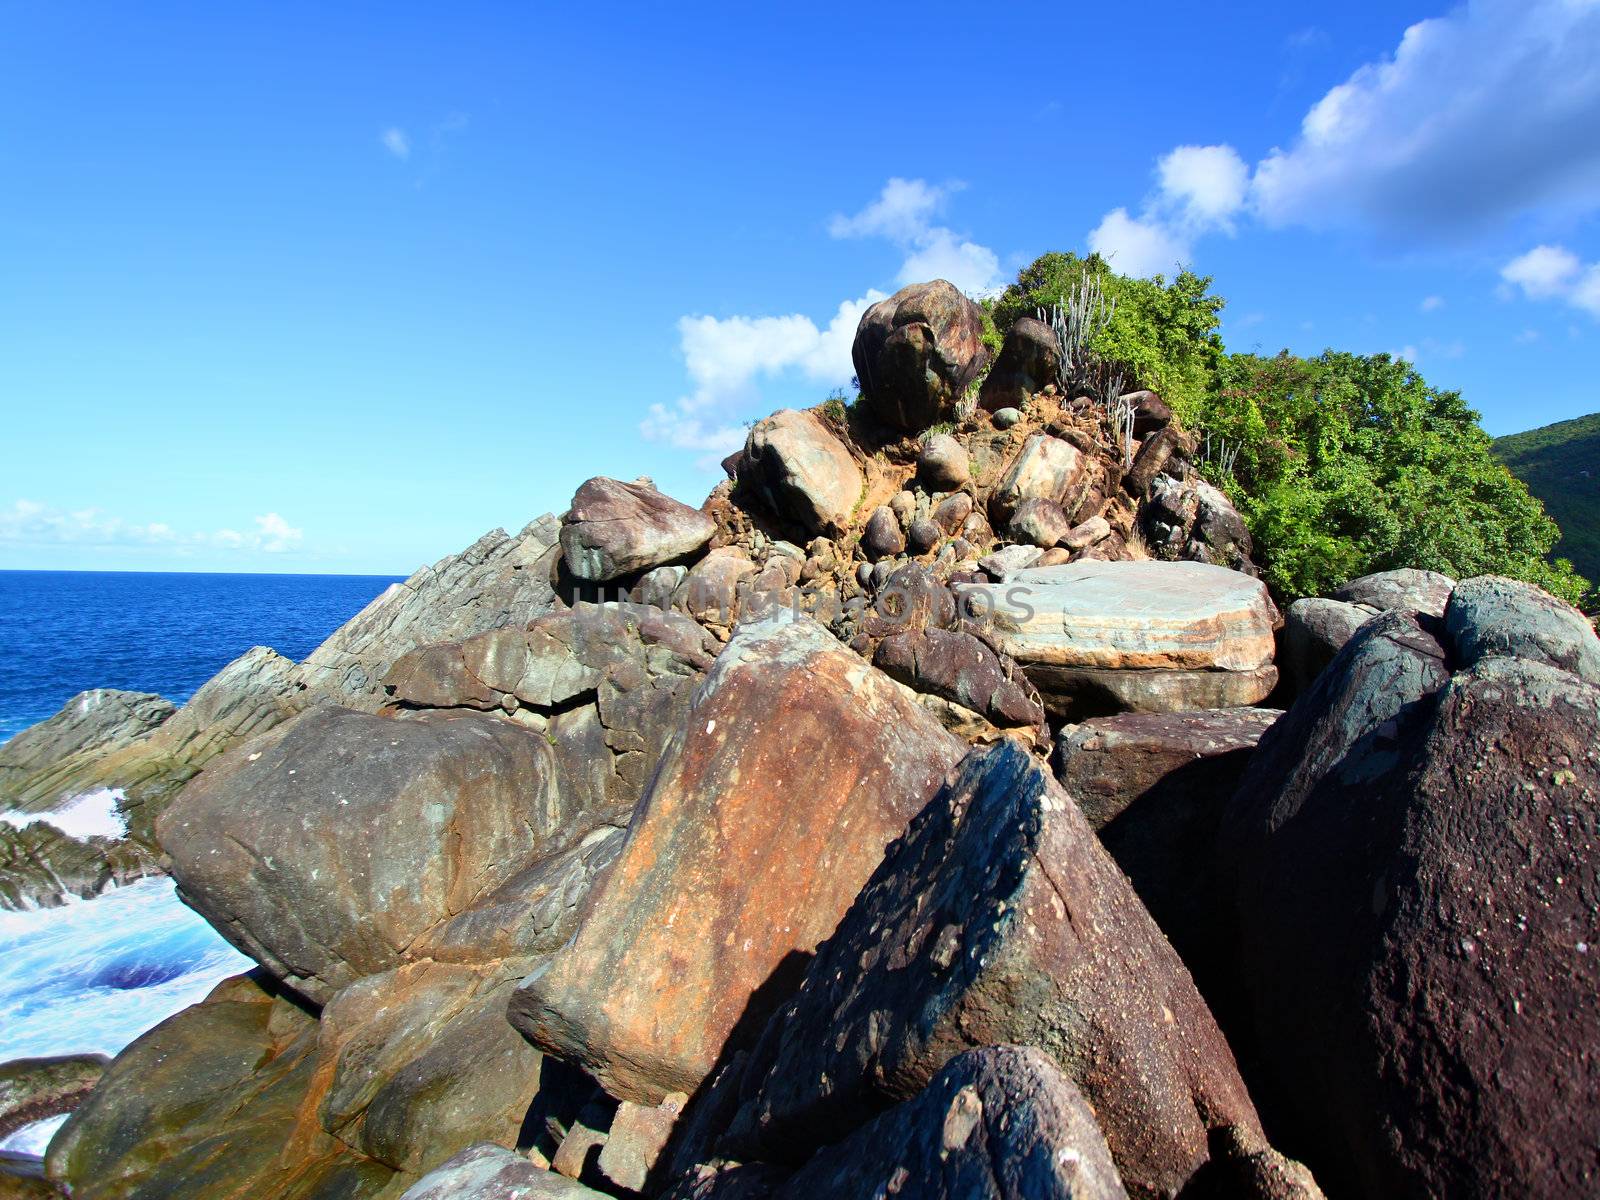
[713,740,1264,1200]
[1224,578,1600,1198]
[736,410,863,536]
[559,478,715,583]
[853,280,990,430]
[510,615,965,1106]
[0,1055,108,1143]
[962,560,1279,718]
[0,691,172,807]
[978,317,1061,413]
[0,819,159,910]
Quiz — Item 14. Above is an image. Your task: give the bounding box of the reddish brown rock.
[738,410,863,536]
[874,628,1046,734]
[509,615,965,1105]
[559,477,715,583]
[1008,497,1072,548]
[853,280,990,430]
[723,740,1263,1200]
[979,316,1062,412]
[1124,426,1190,496]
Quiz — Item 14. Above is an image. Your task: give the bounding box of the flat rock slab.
[509,615,964,1105]
[771,1046,1129,1200]
[965,560,1277,673]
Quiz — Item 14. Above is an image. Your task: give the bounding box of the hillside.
[1494,412,1600,590]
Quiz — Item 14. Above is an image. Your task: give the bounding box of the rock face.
[0,691,173,807]
[979,317,1062,413]
[737,410,863,536]
[772,1047,1130,1200]
[874,628,1045,736]
[719,740,1263,1200]
[398,1144,608,1199]
[559,478,715,583]
[853,280,990,430]
[158,707,584,1003]
[0,1054,108,1143]
[1143,476,1253,573]
[509,615,965,1105]
[962,561,1279,718]
[1225,580,1600,1198]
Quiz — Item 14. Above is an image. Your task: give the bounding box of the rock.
[771,1047,1129,1200]
[976,544,1042,581]
[158,707,588,1003]
[738,410,863,536]
[1330,567,1455,616]
[1064,514,1111,550]
[681,549,759,629]
[1124,427,1189,496]
[1283,597,1374,695]
[874,628,1046,733]
[1445,574,1600,684]
[918,434,970,490]
[1143,476,1252,571]
[1226,629,1600,1197]
[1123,391,1172,437]
[633,564,688,608]
[992,406,1022,429]
[399,1144,609,1199]
[889,490,917,527]
[905,518,941,555]
[861,505,906,560]
[0,819,159,911]
[931,492,973,535]
[961,561,1279,717]
[990,435,1086,522]
[594,1094,686,1194]
[1036,547,1073,567]
[1008,497,1071,548]
[721,740,1264,1199]
[853,281,990,430]
[559,477,714,583]
[509,615,965,1105]
[0,1055,108,1143]
[979,317,1062,412]
[0,691,173,806]
[1054,708,1280,1001]
[1181,1128,1325,1200]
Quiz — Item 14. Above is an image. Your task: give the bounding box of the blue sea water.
[0,570,401,1155]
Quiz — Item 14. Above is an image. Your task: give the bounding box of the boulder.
[721,740,1264,1199]
[1330,567,1454,616]
[1064,514,1111,551]
[398,1144,609,1199]
[158,707,585,1003]
[853,281,990,430]
[1143,476,1252,572]
[1008,497,1071,548]
[990,435,1087,523]
[1123,427,1189,496]
[932,492,973,535]
[559,478,714,583]
[509,615,965,1105]
[771,1047,1129,1200]
[978,317,1062,412]
[874,628,1046,734]
[1280,597,1374,694]
[1123,391,1172,437]
[680,549,759,630]
[1445,574,1600,684]
[976,544,1042,581]
[738,410,863,536]
[918,434,970,490]
[0,1054,108,1143]
[0,691,172,806]
[906,518,941,555]
[861,505,906,560]
[960,561,1279,718]
[0,820,159,911]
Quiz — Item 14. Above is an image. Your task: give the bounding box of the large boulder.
[559,478,715,583]
[959,561,1279,718]
[873,627,1045,736]
[717,740,1264,1200]
[989,435,1088,524]
[1142,476,1253,572]
[770,1046,1130,1200]
[737,410,863,536]
[1330,567,1454,616]
[853,280,990,430]
[509,615,965,1105]
[1280,597,1374,694]
[1224,581,1600,1198]
[978,316,1062,413]
[158,707,584,1003]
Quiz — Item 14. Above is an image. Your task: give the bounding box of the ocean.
[0,569,402,1156]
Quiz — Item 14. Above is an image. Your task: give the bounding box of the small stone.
[993,407,1022,429]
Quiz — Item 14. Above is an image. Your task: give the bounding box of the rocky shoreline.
[2,278,1596,1199]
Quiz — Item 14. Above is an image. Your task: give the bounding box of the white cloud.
[1251,0,1600,235]
[0,502,306,554]
[828,177,949,243]
[1085,145,1249,278]
[829,178,1004,295]
[1502,243,1600,317]
[380,127,410,160]
[1157,145,1250,230]
[1420,294,1445,313]
[1087,208,1192,279]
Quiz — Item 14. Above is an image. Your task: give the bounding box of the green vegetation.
[1494,414,1600,603]
[987,251,1591,607]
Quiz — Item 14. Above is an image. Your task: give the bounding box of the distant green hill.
[1494,413,1600,593]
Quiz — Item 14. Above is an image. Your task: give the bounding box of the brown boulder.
[853,280,990,430]
[874,627,1046,733]
[559,477,715,583]
[1008,497,1072,548]
[861,505,906,560]
[738,410,863,536]
[509,615,965,1105]
[978,317,1062,412]
[989,435,1087,524]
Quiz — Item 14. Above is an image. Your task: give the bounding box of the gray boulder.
[0,690,173,807]
[559,477,714,582]
[0,1054,108,1143]
[1281,597,1375,694]
[399,1144,608,1199]
[1445,574,1600,684]
[1330,567,1454,616]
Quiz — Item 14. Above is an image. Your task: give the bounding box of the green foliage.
[991,251,1226,419]
[1493,413,1600,607]
[1194,351,1591,606]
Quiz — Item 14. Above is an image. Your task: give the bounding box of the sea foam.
[1,788,128,841]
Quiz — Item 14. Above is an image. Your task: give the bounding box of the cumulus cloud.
[1086,145,1249,278]
[380,127,410,160]
[0,502,305,554]
[829,178,1004,295]
[1252,0,1600,236]
[1088,208,1192,279]
[1501,243,1600,317]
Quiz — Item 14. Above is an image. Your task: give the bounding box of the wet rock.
[738,410,863,536]
[723,741,1263,1199]
[853,281,990,431]
[559,477,715,583]
[0,820,160,911]
[0,1055,108,1143]
[918,434,970,490]
[509,615,964,1105]
[979,317,1062,413]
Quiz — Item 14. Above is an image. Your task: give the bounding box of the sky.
[2,0,1598,575]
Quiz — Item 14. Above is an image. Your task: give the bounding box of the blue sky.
[2,0,1598,574]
